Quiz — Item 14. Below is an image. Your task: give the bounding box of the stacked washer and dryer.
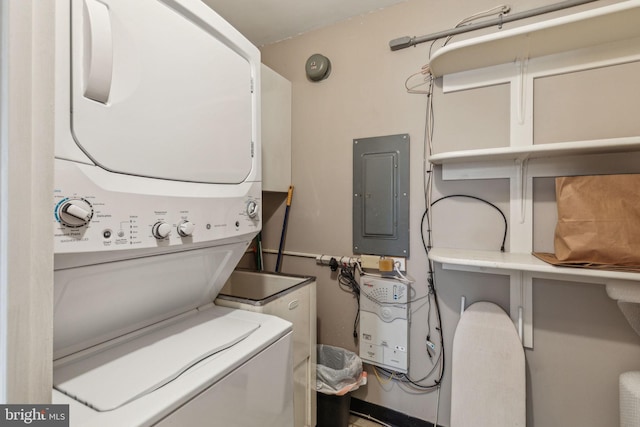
[51,1,293,425]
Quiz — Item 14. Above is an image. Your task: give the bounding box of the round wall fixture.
[305,54,331,82]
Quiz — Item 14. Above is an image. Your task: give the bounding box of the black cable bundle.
[337,265,361,339]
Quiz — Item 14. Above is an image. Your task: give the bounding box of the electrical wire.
[393,262,414,283]
[337,265,361,339]
[373,358,443,391]
[389,2,514,416]
[455,4,510,26]
[443,5,511,45]
[435,385,441,427]
[403,4,511,90]
[427,194,508,252]
[405,64,433,94]
[371,57,448,392]
[404,4,510,93]
[373,366,395,385]
[368,67,447,393]
[421,57,446,392]
[358,266,414,285]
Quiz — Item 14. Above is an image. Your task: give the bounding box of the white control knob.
[177,220,195,237]
[152,221,172,239]
[246,200,259,218]
[57,198,93,227]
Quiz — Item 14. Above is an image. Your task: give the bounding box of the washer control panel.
[53,161,260,253]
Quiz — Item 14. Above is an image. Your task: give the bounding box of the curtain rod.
[389,0,599,51]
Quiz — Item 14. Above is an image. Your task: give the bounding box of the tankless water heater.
[359,276,410,373]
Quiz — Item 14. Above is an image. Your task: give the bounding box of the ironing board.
[451,301,525,426]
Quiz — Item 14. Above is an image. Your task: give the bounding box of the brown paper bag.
[533,174,640,272]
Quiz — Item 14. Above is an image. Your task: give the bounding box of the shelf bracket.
[439,261,534,348]
[515,58,529,125]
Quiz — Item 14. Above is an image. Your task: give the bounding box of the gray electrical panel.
[353,134,409,257]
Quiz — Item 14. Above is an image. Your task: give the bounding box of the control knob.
[152,221,172,239]
[246,200,259,218]
[57,198,93,227]
[177,220,195,237]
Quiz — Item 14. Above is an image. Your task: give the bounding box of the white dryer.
[51,1,293,426]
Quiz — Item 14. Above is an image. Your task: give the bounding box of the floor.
[349,413,390,427]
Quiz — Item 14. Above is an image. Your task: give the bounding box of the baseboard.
[350,397,438,427]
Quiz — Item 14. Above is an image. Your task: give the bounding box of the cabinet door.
[70,0,255,184]
[261,64,292,191]
[293,359,310,427]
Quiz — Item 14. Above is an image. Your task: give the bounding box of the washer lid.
[70,0,256,184]
[53,309,259,411]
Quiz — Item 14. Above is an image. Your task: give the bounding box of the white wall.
[259,0,640,425]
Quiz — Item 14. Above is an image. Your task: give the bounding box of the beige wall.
[259,0,640,425]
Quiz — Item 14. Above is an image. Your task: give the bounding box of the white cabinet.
[427,0,640,347]
[216,271,317,427]
[261,64,292,192]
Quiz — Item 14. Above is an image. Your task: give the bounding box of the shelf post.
[510,271,533,348]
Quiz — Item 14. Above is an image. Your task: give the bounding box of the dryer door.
[70,0,255,184]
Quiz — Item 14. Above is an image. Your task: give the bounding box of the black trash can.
[316,344,365,427]
[317,393,351,427]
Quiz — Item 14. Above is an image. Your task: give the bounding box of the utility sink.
[217,269,314,305]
